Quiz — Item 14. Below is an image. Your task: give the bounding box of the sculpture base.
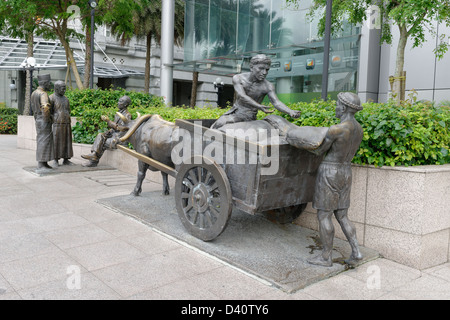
[97,191,380,293]
[23,164,115,177]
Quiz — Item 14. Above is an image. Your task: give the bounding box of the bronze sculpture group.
[32,53,364,268]
[31,75,73,171]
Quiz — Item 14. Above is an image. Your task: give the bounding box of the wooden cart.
[118,119,324,241]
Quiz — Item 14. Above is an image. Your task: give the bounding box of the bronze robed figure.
[31,74,54,170]
[50,80,74,166]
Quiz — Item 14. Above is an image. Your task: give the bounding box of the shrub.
[70,89,165,144]
[0,107,18,134]
[280,100,450,166]
[438,100,450,108]
[72,104,227,145]
[67,88,166,116]
[68,89,450,167]
[69,89,227,145]
[353,102,450,166]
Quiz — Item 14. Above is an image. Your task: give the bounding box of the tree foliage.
[0,0,125,90]
[0,0,39,38]
[0,0,91,89]
[102,0,185,94]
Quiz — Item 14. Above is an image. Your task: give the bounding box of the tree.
[31,0,90,90]
[0,0,40,114]
[1,0,112,91]
[190,70,199,108]
[70,1,109,89]
[103,0,185,94]
[285,0,450,102]
[1,0,87,90]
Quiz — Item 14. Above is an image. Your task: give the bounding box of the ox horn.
[119,113,152,142]
[116,112,129,123]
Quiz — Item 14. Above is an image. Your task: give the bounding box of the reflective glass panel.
[181,0,361,102]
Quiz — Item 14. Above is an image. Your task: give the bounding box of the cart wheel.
[175,156,232,241]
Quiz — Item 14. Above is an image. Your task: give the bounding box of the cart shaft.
[117,145,178,178]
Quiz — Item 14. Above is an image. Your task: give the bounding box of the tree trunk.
[83,24,91,89]
[60,38,85,90]
[24,32,34,116]
[144,33,152,93]
[392,24,408,103]
[190,71,199,108]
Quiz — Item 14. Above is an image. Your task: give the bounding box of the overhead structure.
[0,37,144,78]
[0,37,79,70]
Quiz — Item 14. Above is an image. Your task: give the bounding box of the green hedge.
[69,88,227,144]
[71,104,227,144]
[0,107,19,134]
[269,100,450,166]
[68,89,450,167]
[68,88,163,144]
[66,88,166,114]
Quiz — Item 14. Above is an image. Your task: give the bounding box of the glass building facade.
[176,0,361,102]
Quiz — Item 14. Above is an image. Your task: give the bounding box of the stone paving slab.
[97,191,380,293]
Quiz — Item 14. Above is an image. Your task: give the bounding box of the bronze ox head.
[106,112,152,149]
[115,112,152,143]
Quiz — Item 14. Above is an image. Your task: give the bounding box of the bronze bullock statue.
[113,112,179,196]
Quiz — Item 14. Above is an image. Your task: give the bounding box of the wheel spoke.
[197,167,203,183]
[198,212,204,228]
[190,209,199,225]
[209,182,218,192]
[183,179,193,189]
[183,202,193,213]
[211,197,221,208]
[188,169,198,185]
[181,192,190,199]
[209,205,220,218]
[204,171,212,185]
[204,210,213,227]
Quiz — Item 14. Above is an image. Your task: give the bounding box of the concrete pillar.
[357,5,382,102]
[161,0,175,106]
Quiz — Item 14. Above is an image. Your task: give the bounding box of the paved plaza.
[0,134,449,301]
